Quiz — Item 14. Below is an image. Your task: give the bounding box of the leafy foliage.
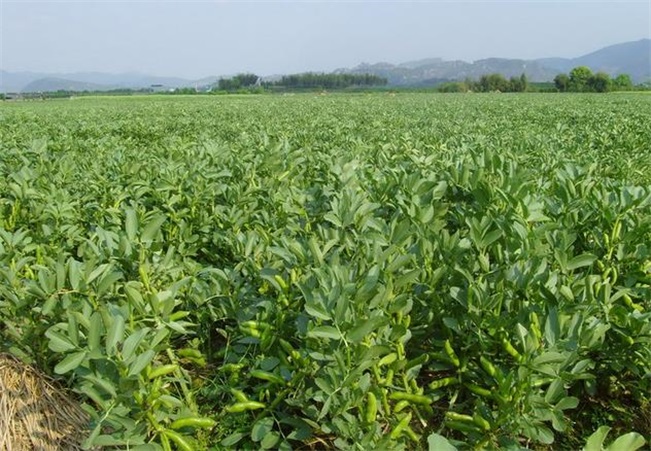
[554,66,635,92]
[0,93,650,449]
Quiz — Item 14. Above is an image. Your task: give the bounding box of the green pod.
[240,320,271,330]
[389,392,432,405]
[390,413,412,440]
[231,389,249,403]
[501,337,522,362]
[163,430,193,451]
[465,383,492,398]
[445,420,483,434]
[250,370,285,385]
[170,416,216,430]
[403,425,419,442]
[532,377,554,388]
[385,369,395,386]
[493,392,513,404]
[177,348,203,359]
[429,351,452,364]
[429,376,458,390]
[226,401,266,413]
[380,388,391,418]
[159,430,172,451]
[220,363,245,373]
[405,353,429,370]
[479,356,497,378]
[473,414,491,431]
[273,274,288,290]
[445,411,475,423]
[393,400,410,413]
[529,312,542,340]
[278,338,296,355]
[239,325,261,338]
[611,220,621,242]
[623,294,645,312]
[366,392,378,423]
[378,352,398,367]
[602,267,612,280]
[148,364,179,380]
[444,340,460,367]
[260,332,274,351]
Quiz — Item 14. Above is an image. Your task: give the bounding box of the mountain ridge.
[1,38,648,92]
[339,39,650,86]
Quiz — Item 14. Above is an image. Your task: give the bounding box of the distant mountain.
[398,58,444,70]
[21,77,113,93]
[536,39,650,82]
[0,70,217,93]
[339,58,559,86]
[0,71,46,92]
[2,38,648,92]
[339,39,650,86]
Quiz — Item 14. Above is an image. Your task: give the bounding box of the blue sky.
[1,0,649,78]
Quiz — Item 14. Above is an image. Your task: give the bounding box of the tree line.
[5,67,641,100]
[272,73,387,89]
[437,67,638,93]
[438,73,529,93]
[217,73,261,91]
[553,67,633,92]
[216,72,387,92]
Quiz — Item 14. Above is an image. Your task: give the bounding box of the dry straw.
[0,353,90,451]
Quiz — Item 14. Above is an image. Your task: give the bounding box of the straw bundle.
[0,354,90,451]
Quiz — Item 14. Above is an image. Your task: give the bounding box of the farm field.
[0,93,650,450]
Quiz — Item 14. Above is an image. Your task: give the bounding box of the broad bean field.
[1,93,650,450]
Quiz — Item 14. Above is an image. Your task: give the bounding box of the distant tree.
[508,76,520,92]
[520,73,528,91]
[588,72,611,93]
[552,68,634,93]
[218,73,260,91]
[613,74,633,91]
[237,73,259,87]
[172,87,198,95]
[218,78,239,91]
[438,81,470,93]
[477,73,509,92]
[554,74,570,92]
[569,66,593,92]
[508,73,528,92]
[274,73,387,90]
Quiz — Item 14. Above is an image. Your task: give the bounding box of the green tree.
[519,73,528,92]
[235,73,259,87]
[478,73,509,92]
[438,81,470,93]
[274,73,387,90]
[569,66,593,92]
[218,73,260,91]
[507,73,528,92]
[588,72,611,93]
[613,74,633,91]
[554,74,570,92]
[218,77,240,91]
